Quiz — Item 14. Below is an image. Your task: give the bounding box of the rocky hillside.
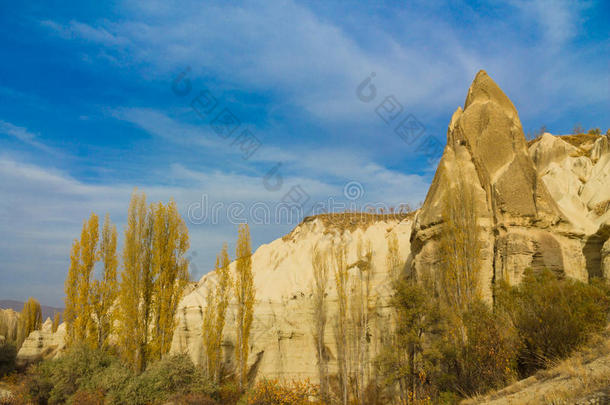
[170,213,414,381]
[465,328,610,404]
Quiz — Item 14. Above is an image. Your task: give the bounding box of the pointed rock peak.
[464,70,518,116]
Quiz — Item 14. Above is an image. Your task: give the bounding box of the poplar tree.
[65,239,81,346]
[75,213,99,344]
[438,177,481,313]
[19,298,42,341]
[311,245,330,401]
[64,213,99,346]
[150,200,190,359]
[118,191,152,372]
[203,243,232,382]
[350,239,374,403]
[234,224,255,388]
[386,231,401,282]
[117,191,190,372]
[203,269,217,378]
[90,214,118,349]
[333,241,349,405]
[52,312,61,334]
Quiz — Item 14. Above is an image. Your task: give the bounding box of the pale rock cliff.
[529,132,610,279]
[16,318,66,367]
[409,70,606,295]
[170,215,414,381]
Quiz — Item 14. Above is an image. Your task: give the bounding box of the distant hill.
[0,299,63,321]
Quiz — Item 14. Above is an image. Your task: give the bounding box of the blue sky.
[0,0,608,307]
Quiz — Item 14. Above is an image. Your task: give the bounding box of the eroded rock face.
[530,133,610,233]
[170,216,413,381]
[409,70,589,295]
[529,131,610,280]
[16,319,66,367]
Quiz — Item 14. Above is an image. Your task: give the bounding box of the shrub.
[168,392,218,405]
[0,342,16,377]
[69,389,105,405]
[117,354,211,405]
[23,344,123,404]
[497,269,610,376]
[217,380,242,405]
[245,379,319,405]
[447,300,518,395]
[21,347,217,405]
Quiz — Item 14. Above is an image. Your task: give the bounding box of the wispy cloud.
[0,120,61,156]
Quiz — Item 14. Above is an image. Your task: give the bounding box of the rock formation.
[16,317,66,367]
[409,71,608,296]
[0,308,20,343]
[529,132,610,279]
[171,214,414,381]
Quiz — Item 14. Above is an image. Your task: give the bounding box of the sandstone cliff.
[409,71,609,297]
[171,214,413,381]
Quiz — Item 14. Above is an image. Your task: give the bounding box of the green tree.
[497,269,610,376]
[378,277,441,404]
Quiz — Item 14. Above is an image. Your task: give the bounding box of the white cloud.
[0,120,61,156]
[0,152,430,305]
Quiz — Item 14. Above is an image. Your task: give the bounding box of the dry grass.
[557,133,602,148]
[283,211,416,241]
[592,200,610,217]
[527,132,604,153]
[463,328,610,404]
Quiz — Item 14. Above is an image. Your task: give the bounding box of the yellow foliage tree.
[311,245,330,401]
[75,213,99,344]
[204,243,232,382]
[234,224,255,388]
[20,297,42,341]
[64,239,81,346]
[118,191,152,372]
[150,200,190,359]
[64,213,100,347]
[349,239,374,403]
[117,191,191,372]
[386,231,401,282]
[90,214,118,349]
[333,241,349,405]
[438,176,481,313]
[52,312,61,334]
[202,268,217,378]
